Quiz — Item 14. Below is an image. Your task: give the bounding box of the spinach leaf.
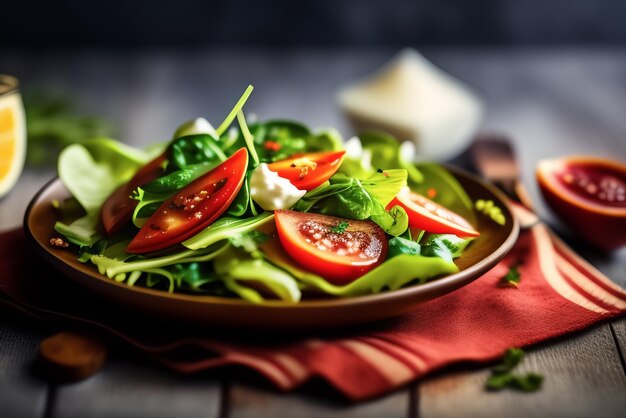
[292,180,352,212]
[258,120,308,162]
[294,170,408,234]
[306,127,343,152]
[420,237,455,263]
[425,234,473,258]
[141,163,214,194]
[387,236,421,259]
[168,134,226,170]
[311,177,374,220]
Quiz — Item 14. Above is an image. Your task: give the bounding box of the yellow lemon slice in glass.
[0,75,26,198]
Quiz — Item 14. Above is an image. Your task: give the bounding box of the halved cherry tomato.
[101,153,167,236]
[388,188,480,237]
[267,151,346,190]
[274,210,387,285]
[126,148,249,254]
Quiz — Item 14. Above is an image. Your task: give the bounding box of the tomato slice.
[101,153,167,236]
[389,189,480,237]
[126,148,249,254]
[274,210,387,285]
[267,151,345,190]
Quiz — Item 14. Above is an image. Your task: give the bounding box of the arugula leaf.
[90,241,229,282]
[182,212,274,250]
[236,110,260,166]
[486,348,543,392]
[216,85,254,136]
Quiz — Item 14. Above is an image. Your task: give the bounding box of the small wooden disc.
[39,331,107,382]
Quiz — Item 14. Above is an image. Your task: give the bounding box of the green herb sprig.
[486,348,543,392]
[500,264,522,288]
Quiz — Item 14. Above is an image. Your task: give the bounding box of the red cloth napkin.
[1,203,625,401]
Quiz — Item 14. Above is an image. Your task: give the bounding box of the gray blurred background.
[1,0,625,215]
[2,0,626,48]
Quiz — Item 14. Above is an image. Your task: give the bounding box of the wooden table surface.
[1,48,625,418]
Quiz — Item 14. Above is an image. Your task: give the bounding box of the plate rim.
[24,167,519,310]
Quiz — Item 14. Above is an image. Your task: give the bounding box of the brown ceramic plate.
[24,167,518,329]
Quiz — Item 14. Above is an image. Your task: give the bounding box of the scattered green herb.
[500,263,522,288]
[486,348,543,392]
[330,221,350,234]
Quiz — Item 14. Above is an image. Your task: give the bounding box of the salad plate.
[24,167,518,329]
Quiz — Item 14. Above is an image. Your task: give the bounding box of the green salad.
[52,86,482,304]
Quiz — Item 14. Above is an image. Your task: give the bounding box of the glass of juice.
[0,75,26,198]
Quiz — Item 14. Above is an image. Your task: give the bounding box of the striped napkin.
[1,203,625,400]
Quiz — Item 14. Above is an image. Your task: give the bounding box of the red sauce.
[557,163,626,208]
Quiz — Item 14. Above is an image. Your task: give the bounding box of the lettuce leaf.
[261,239,458,297]
[213,247,301,303]
[58,138,151,213]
